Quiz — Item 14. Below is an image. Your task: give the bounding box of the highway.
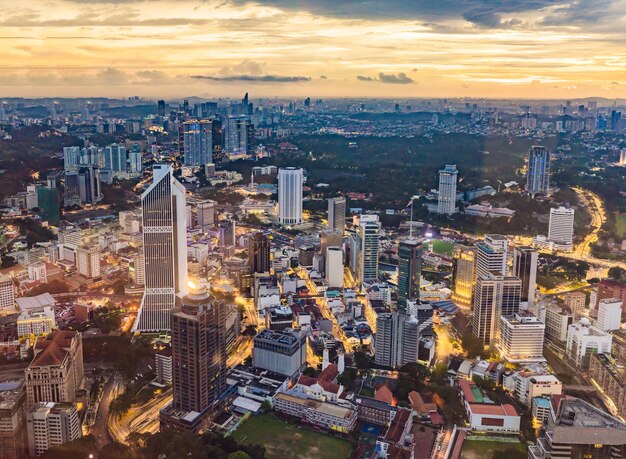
[108,388,172,444]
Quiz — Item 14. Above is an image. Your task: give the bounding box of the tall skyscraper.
[219,220,236,247]
[327,197,346,232]
[128,143,143,175]
[248,232,271,273]
[325,246,344,288]
[526,146,550,195]
[357,215,380,285]
[170,286,226,414]
[397,239,423,311]
[103,144,127,174]
[77,166,102,204]
[63,146,80,172]
[224,115,253,159]
[37,186,60,225]
[157,99,166,116]
[476,234,509,279]
[182,119,213,167]
[512,246,538,310]
[548,207,575,248]
[472,273,522,345]
[451,245,477,309]
[437,164,458,215]
[374,312,421,368]
[133,164,188,332]
[278,167,304,226]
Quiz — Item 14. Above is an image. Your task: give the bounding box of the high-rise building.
[397,239,423,311]
[357,215,380,286]
[103,143,127,174]
[133,164,188,332]
[196,200,216,232]
[171,287,226,414]
[0,274,15,311]
[498,313,545,363]
[597,298,622,331]
[548,207,575,248]
[157,99,166,116]
[278,167,304,226]
[63,146,80,172]
[512,246,538,310]
[526,146,550,195]
[248,232,271,273]
[437,164,458,215]
[76,246,100,278]
[472,273,522,345]
[77,166,102,204]
[451,245,477,309]
[327,197,346,232]
[620,148,626,166]
[594,279,626,309]
[128,143,143,175]
[0,380,27,459]
[224,115,253,159]
[564,291,586,316]
[183,119,213,167]
[374,312,421,368]
[253,328,307,379]
[25,331,84,405]
[27,402,81,457]
[566,318,612,368]
[36,187,60,225]
[219,220,236,247]
[325,247,344,289]
[476,234,509,279]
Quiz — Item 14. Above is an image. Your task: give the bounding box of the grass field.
[460,440,526,459]
[424,239,455,256]
[616,213,626,238]
[233,414,353,459]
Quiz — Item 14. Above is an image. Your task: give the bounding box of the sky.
[2,0,626,99]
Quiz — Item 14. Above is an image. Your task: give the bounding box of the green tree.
[228,452,252,459]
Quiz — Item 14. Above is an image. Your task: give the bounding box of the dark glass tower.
[397,239,423,311]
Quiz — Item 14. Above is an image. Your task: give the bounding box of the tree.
[228,452,251,459]
[608,267,626,283]
[0,256,16,269]
[430,363,449,386]
[492,448,527,459]
[461,332,487,359]
[398,362,429,382]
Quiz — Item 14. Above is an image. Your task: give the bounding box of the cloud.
[320,75,328,79]
[219,60,265,77]
[357,72,414,84]
[191,74,311,82]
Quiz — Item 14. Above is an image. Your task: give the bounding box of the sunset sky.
[3,0,626,99]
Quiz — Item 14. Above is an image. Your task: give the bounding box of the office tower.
[278,167,304,226]
[103,143,127,174]
[326,246,344,288]
[472,273,522,345]
[526,146,550,195]
[327,197,346,232]
[0,380,27,459]
[224,115,252,159]
[63,171,81,207]
[451,245,477,308]
[0,273,15,311]
[171,286,226,414]
[620,148,626,166]
[321,229,343,255]
[183,119,213,167]
[548,207,575,247]
[249,232,271,273]
[36,187,60,225]
[437,164,458,215]
[80,146,101,167]
[564,292,586,316]
[253,328,307,379]
[133,253,145,286]
[594,278,626,309]
[78,166,102,204]
[476,234,509,279]
[27,402,81,457]
[196,200,216,232]
[357,215,380,285]
[374,312,421,368]
[597,298,622,331]
[157,99,166,116]
[406,300,435,337]
[76,246,100,278]
[219,220,236,247]
[128,143,143,175]
[63,146,80,172]
[25,184,39,210]
[25,331,84,405]
[498,313,545,363]
[512,246,538,310]
[397,239,423,311]
[133,164,188,332]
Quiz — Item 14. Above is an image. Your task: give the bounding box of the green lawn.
[461,440,526,459]
[616,213,626,238]
[424,239,455,256]
[233,414,353,459]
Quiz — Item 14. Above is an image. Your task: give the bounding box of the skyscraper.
[182,119,213,167]
[63,146,80,172]
[327,197,346,232]
[133,164,188,332]
[219,220,236,247]
[325,246,344,289]
[37,186,60,225]
[128,143,143,175]
[451,245,477,309]
[278,167,304,226]
[374,312,421,368]
[437,164,458,215]
[357,215,380,285]
[157,100,166,116]
[526,146,550,195]
[196,200,216,232]
[397,239,423,311]
[512,246,538,310]
[103,143,127,174]
[170,286,226,414]
[77,166,102,204]
[548,207,575,248]
[476,234,509,279]
[472,273,522,345]
[224,115,253,159]
[248,232,271,273]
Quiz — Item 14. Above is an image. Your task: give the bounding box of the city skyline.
[3,0,626,98]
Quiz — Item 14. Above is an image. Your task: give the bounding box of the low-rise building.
[155,348,172,385]
[0,380,27,459]
[26,402,81,457]
[273,392,357,434]
[589,353,626,419]
[498,313,546,363]
[252,328,307,379]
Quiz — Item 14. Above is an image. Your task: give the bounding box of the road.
[108,389,172,444]
[89,374,119,450]
[227,335,253,367]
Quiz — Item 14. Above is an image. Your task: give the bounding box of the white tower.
[278,167,304,226]
[133,164,188,332]
[548,207,575,247]
[437,165,458,215]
